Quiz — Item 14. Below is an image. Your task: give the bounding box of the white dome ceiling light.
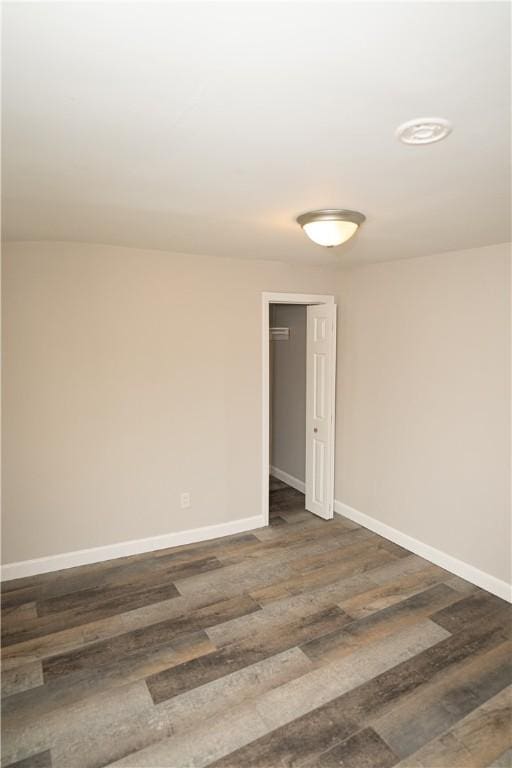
[297,209,366,248]
[396,117,452,145]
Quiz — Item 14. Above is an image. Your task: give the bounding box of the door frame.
[261,292,336,526]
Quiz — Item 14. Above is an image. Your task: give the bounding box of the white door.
[305,304,337,519]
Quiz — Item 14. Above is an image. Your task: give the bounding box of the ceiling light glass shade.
[303,219,358,247]
[297,210,365,247]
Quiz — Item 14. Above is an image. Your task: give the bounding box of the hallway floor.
[2,483,511,767]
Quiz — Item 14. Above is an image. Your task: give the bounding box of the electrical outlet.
[180,492,191,509]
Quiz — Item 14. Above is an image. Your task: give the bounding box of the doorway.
[261,292,337,527]
[270,303,307,525]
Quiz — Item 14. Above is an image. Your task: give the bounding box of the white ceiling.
[2,1,510,265]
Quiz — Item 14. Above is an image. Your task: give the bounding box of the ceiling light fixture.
[297,209,366,248]
[396,117,452,145]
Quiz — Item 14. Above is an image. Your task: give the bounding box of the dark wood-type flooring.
[2,481,511,767]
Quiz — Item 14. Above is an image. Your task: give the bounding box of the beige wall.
[336,242,511,584]
[1,241,338,563]
[3,239,510,588]
[270,304,306,482]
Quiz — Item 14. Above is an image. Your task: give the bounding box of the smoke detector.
[396,117,452,145]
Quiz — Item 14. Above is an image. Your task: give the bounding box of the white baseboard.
[270,466,306,494]
[1,515,265,582]
[6,497,509,604]
[335,500,511,603]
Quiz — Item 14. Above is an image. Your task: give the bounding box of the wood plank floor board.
[216,620,505,768]
[172,556,300,602]
[301,582,461,664]
[222,615,508,766]
[252,516,359,543]
[337,564,449,620]
[2,483,511,768]
[1,660,44,698]
[18,554,179,606]
[250,547,402,606]
[3,679,156,768]
[0,531,261,602]
[2,631,216,728]
[1,603,39,639]
[11,647,313,768]
[146,605,353,704]
[372,640,512,759]
[42,594,260,682]
[1,611,138,670]
[198,622,448,768]
[431,590,512,634]
[36,555,223,617]
[324,617,511,730]
[1,588,40,611]
[105,699,271,768]
[218,526,373,570]
[269,478,288,492]
[395,686,512,767]
[3,750,52,768]
[1,589,251,671]
[2,582,182,647]
[1,555,155,600]
[208,622,446,765]
[207,703,358,768]
[313,727,398,768]
[363,552,445,585]
[487,747,512,767]
[444,573,480,595]
[152,647,314,742]
[288,534,407,574]
[204,587,365,650]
